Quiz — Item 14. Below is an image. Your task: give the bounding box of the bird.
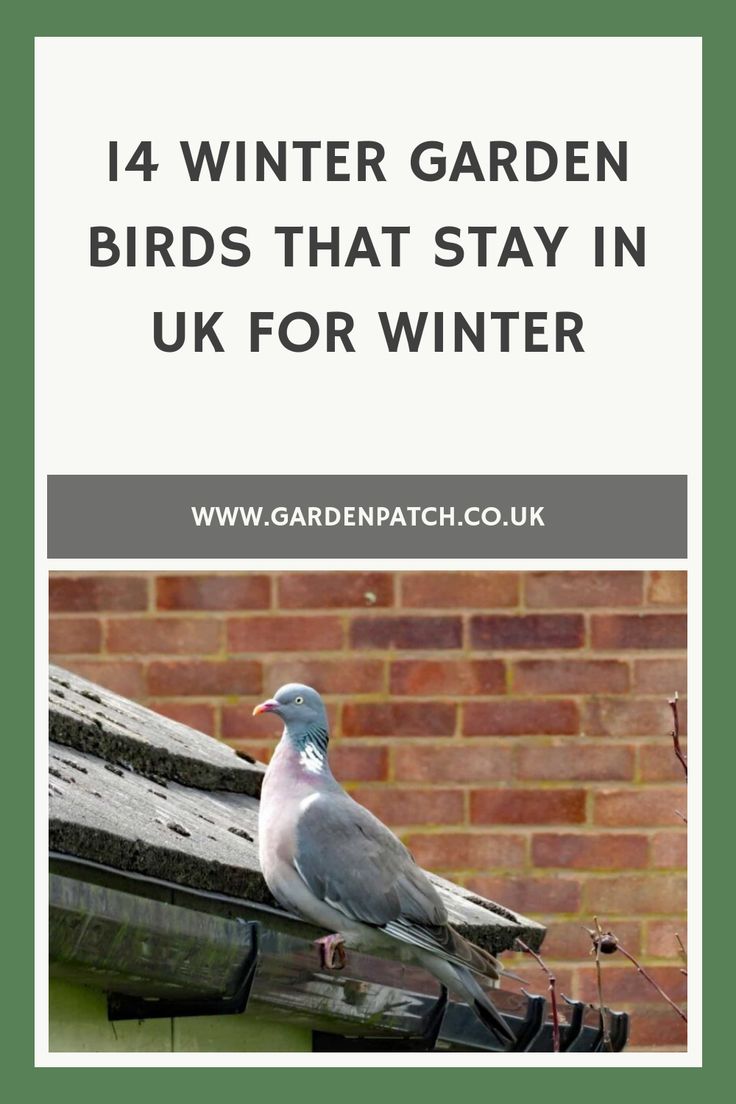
[253,682,516,1046]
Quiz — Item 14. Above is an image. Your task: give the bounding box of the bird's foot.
[315,933,347,970]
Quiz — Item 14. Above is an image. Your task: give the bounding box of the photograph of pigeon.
[254,682,516,1045]
[48,569,688,1054]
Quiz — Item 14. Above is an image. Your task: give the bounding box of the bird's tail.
[424,953,516,1046]
[452,963,517,1046]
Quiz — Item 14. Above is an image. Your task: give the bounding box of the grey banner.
[47,475,686,559]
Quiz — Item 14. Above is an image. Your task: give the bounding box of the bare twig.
[578,693,689,1047]
[515,939,560,1052]
[615,944,687,1023]
[669,692,688,779]
[676,933,688,976]
[675,932,687,970]
[585,923,687,1024]
[589,918,613,1051]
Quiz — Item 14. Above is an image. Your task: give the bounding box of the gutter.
[50,854,628,1052]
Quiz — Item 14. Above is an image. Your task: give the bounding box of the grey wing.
[294,792,447,927]
[294,792,501,979]
[383,917,502,979]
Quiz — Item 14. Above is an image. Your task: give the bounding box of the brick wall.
[48,570,688,1049]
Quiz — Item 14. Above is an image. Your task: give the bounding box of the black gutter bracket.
[107,921,260,1022]
[313,989,630,1053]
[505,991,546,1051]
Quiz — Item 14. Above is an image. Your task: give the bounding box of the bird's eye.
[294,696,304,705]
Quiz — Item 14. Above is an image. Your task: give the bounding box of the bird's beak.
[252,699,279,717]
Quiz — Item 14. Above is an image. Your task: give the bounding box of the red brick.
[222,703,282,742]
[584,697,686,737]
[542,921,641,960]
[651,832,687,868]
[264,658,384,695]
[646,920,688,959]
[390,659,505,696]
[513,659,629,694]
[591,614,687,650]
[627,1007,687,1048]
[584,874,686,914]
[350,616,461,650]
[48,618,102,654]
[516,743,634,782]
[329,744,389,783]
[594,788,685,827]
[403,832,527,871]
[576,964,687,1004]
[401,572,519,608]
[394,744,514,784]
[107,618,221,655]
[464,700,579,736]
[52,660,145,698]
[639,742,689,782]
[471,614,584,650]
[147,660,261,696]
[633,658,687,694]
[525,571,643,608]
[152,700,216,736]
[156,574,270,610]
[50,575,148,612]
[471,788,586,825]
[227,616,343,652]
[467,875,582,914]
[222,699,339,742]
[647,571,687,606]
[343,702,456,737]
[532,832,648,870]
[351,787,464,826]
[279,572,393,609]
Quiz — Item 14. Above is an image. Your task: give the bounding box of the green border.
[8,0,730,1089]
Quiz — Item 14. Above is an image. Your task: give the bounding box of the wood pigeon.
[254,682,516,1045]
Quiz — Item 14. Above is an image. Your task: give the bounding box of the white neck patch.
[299,743,325,774]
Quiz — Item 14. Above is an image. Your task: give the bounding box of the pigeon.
[254,682,516,1045]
